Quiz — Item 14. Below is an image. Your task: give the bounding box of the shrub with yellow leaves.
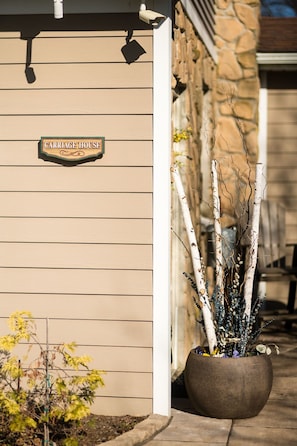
[0,311,104,445]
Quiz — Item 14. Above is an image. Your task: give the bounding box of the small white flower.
[256,344,267,354]
[266,346,272,355]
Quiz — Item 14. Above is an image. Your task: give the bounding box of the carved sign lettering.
[39,137,105,165]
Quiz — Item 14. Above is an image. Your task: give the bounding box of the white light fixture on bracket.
[54,0,63,19]
[139,1,165,27]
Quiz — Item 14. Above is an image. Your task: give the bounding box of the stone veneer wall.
[171,0,261,374]
[214,0,260,229]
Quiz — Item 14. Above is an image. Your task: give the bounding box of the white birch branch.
[243,163,263,319]
[211,160,224,301]
[172,165,217,354]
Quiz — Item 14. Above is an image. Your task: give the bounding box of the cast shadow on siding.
[0,13,151,82]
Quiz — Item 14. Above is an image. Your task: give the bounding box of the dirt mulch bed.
[0,414,147,446]
[62,413,147,445]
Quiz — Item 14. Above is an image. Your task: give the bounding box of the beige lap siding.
[267,73,297,242]
[266,71,297,302]
[0,15,153,415]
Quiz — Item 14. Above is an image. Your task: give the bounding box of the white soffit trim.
[153,6,172,417]
[180,0,217,62]
[257,52,297,66]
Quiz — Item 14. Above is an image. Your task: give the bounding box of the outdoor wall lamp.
[54,0,63,19]
[139,1,165,26]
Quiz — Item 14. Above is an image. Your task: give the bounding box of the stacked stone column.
[214,0,260,228]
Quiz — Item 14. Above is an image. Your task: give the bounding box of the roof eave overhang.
[257,52,297,69]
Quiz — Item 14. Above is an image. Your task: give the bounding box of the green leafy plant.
[0,311,104,445]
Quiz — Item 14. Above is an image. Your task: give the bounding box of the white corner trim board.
[152,7,172,417]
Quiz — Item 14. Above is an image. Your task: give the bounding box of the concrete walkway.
[146,324,297,446]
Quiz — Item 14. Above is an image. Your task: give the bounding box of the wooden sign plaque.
[39,137,105,165]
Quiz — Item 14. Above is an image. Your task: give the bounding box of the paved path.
[146,325,297,446]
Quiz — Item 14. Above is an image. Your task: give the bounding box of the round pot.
[184,349,273,419]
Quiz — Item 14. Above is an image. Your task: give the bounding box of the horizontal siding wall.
[0,15,153,415]
[267,72,297,244]
[266,71,297,303]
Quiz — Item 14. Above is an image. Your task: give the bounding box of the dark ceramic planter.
[184,349,273,419]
